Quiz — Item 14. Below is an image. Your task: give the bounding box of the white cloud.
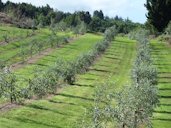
[2,0,147,23]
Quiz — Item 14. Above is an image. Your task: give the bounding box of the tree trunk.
[133,111,138,128]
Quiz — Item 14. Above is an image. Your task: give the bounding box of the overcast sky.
[2,0,147,23]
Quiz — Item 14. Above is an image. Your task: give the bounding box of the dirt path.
[10,37,78,71]
[11,48,54,71]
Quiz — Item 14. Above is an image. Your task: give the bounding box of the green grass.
[151,39,171,128]
[0,37,136,128]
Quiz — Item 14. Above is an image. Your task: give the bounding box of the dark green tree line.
[145,0,171,32]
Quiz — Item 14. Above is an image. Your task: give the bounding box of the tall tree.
[0,0,3,11]
[145,0,171,32]
[93,10,104,20]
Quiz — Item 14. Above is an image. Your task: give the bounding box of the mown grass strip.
[151,39,171,128]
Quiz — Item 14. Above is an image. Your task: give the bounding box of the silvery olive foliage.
[82,32,158,128]
[73,22,87,36]
[29,68,60,98]
[104,26,117,42]
[113,37,158,128]
[128,29,150,42]
[0,67,26,103]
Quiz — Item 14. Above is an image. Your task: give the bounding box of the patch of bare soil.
[0,103,20,113]
[11,48,54,71]
[11,36,79,71]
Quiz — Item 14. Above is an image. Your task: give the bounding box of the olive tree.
[29,74,49,98]
[82,32,159,128]
[56,21,67,32]
[104,26,117,42]
[0,67,23,103]
[79,22,87,35]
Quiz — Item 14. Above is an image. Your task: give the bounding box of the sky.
[2,0,147,23]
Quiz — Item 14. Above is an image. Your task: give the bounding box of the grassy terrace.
[151,40,171,128]
[0,37,136,128]
[0,28,72,65]
[0,25,33,42]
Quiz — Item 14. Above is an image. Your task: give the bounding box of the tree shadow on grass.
[49,99,77,106]
[159,103,171,106]
[26,104,70,116]
[158,95,171,98]
[154,110,171,114]
[159,71,171,74]
[14,117,62,128]
[80,77,96,81]
[152,118,171,121]
[159,81,171,84]
[159,88,171,91]
[57,93,94,102]
[73,83,94,88]
[89,68,112,73]
[158,76,171,79]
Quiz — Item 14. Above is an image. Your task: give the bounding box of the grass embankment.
[151,40,171,128]
[0,37,136,128]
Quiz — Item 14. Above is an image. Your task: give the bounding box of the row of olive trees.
[113,37,158,128]
[0,26,116,103]
[19,34,70,63]
[81,30,158,128]
[29,26,116,98]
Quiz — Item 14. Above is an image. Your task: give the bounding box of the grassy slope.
[151,40,171,128]
[0,37,136,128]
